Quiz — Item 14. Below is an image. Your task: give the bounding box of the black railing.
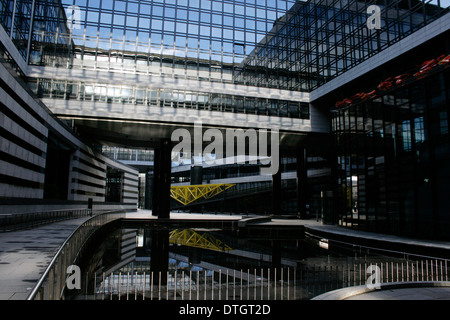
[76,259,450,301]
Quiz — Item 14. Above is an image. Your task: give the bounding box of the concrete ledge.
[237,216,272,227]
[312,281,450,300]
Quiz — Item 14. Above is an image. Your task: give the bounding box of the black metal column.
[144,173,153,210]
[190,165,203,185]
[271,240,281,269]
[297,147,308,219]
[272,161,282,215]
[151,148,161,216]
[152,139,172,219]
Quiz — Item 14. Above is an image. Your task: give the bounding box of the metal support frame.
[170,184,235,206]
[169,229,233,252]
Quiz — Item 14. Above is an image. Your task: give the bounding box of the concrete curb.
[237,216,272,227]
[311,281,450,300]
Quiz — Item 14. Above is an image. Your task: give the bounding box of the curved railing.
[27,211,127,300]
[76,258,450,301]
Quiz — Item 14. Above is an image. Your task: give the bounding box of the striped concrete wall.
[68,149,107,202]
[0,62,48,199]
[67,147,139,205]
[0,43,138,210]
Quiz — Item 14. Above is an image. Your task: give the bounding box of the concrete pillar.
[297,147,308,219]
[152,139,172,219]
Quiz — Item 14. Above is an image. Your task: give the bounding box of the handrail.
[27,210,127,300]
[0,208,87,216]
[0,208,90,232]
[305,231,450,263]
[26,220,84,301]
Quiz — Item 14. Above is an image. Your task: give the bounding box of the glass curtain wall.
[27,0,297,81]
[333,67,450,239]
[236,0,450,91]
[1,0,449,91]
[0,0,313,119]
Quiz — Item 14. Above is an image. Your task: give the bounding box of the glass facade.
[33,0,296,79]
[236,0,449,91]
[1,0,312,120]
[3,0,447,120]
[332,54,450,239]
[0,0,34,59]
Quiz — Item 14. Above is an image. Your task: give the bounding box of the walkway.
[304,224,450,259]
[305,224,450,252]
[0,217,90,300]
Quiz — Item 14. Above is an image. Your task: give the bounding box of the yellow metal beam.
[170,184,235,206]
[169,229,232,252]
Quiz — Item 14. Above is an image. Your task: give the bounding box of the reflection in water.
[150,229,170,285]
[75,226,420,300]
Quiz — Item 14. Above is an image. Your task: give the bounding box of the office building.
[0,0,449,240]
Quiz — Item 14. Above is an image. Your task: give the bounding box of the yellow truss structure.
[170,184,235,206]
[169,229,233,252]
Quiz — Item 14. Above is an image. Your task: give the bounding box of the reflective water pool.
[69,222,431,300]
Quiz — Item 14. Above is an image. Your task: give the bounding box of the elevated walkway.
[304,224,450,260]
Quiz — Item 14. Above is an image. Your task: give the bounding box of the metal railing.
[27,211,127,300]
[77,258,450,300]
[0,208,90,232]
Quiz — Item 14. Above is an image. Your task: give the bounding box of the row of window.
[64,0,293,14]
[102,146,155,162]
[69,5,282,29]
[32,78,310,119]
